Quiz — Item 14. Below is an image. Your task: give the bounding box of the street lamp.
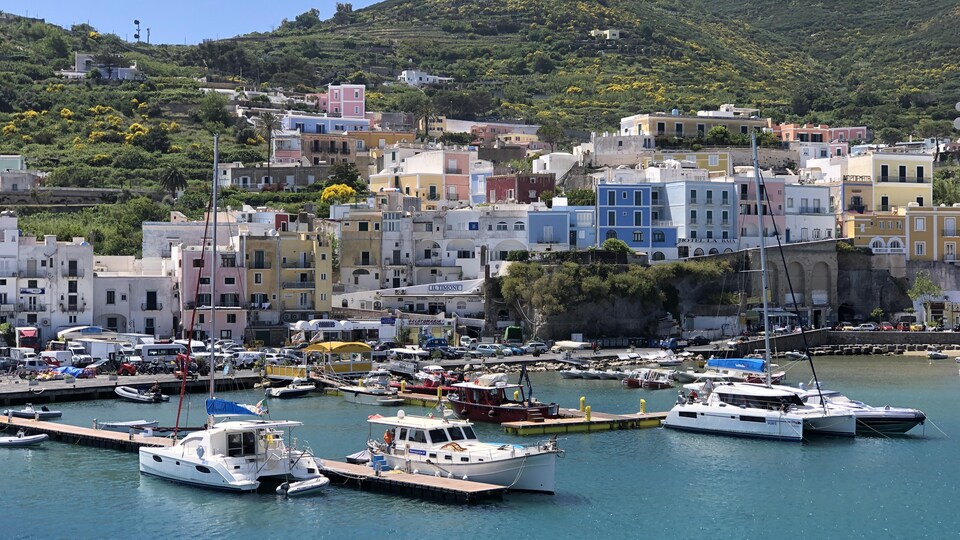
[133,20,141,43]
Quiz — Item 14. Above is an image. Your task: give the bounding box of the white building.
[92,256,179,337]
[17,235,94,343]
[783,183,835,243]
[397,69,454,87]
[0,212,19,327]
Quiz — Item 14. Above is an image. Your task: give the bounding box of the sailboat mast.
[751,133,773,387]
[209,133,219,399]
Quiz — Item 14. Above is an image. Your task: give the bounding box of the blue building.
[596,184,678,257]
[283,113,370,134]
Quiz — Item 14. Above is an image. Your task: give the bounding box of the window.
[634,212,643,226]
[224,277,235,285]
[653,231,665,242]
[359,221,369,231]
[690,230,698,239]
[496,222,508,231]
[915,242,925,256]
[605,230,617,240]
[254,273,262,284]
[787,198,794,209]
[607,191,615,206]
[709,154,719,167]
[634,191,643,206]
[192,259,204,268]
[227,314,236,324]
[915,218,926,231]
[106,290,115,305]
[690,189,697,203]
[513,221,525,231]
[633,231,644,242]
[607,211,615,226]
[690,210,697,224]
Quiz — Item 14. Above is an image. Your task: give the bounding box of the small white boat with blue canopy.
[138,398,328,493]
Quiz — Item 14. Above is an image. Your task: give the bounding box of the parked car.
[88,357,137,376]
[459,336,477,348]
[660,337,687,351]
[838,322,857,331]
[0,357,17,372]
[857,323,878,331]
[726,335,748,347]
[522,341,549,354]
[909,322,926,332]
[687,336,711,346]
[879,321,895,331]
[469,344,500,358]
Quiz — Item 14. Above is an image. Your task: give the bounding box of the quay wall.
[737,329,960,355]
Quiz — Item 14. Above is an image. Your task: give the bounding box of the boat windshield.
[461,425,477,440]
[447,427,464,441]
[428,428,450,443]
[718,391,804,410]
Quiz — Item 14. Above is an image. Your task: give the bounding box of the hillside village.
[2,68,959,349]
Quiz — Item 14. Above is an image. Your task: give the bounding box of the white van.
[40,350,75,367]
[233,351,263,369]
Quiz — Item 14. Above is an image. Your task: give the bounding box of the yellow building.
[620,104,772,139]
[844,149,933,213]
[846,204,960,262]
[368,172,449,210]
[338,210,383,293]
[642,151,732,175]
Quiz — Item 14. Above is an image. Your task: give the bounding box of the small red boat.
[445,366,560,423]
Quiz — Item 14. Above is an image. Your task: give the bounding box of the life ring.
[441,442,465,452]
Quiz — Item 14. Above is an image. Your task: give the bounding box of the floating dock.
[0,416,172,451]
[502,408,667,435]
[319,460,505,503]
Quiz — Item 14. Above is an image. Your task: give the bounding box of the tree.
[876,127,903,146]
[705,126,731,145]
[870,307,884,322]
[907,270,942,322]
[601,238,631,253]
[566,189,596,206]
[321,183,356,204]
[159,166,188,198]
[537,120,564,149]
[329,162,365,192]
[256,111,282,187]
[197,91,231,130]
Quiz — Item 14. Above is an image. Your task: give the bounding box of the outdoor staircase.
[526,410,545,423]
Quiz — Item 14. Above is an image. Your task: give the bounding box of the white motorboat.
[139,398,327,492]
[264,378,316,399]
[784,350,809,361]
[96,419,159,433]
[795,387,926,435]
[364,410,562,493]
[4,404,62,420]
[558,368,583,379]
[579,369,603,380]
[115,386,169,403]
[340,370,403,406]
[0,431,48,447]
[926,350,949,360]
[598,370,622,380]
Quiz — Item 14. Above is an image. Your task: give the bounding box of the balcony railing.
[870,247,906,254]
[352,258,376,266]
[282,261,314,269]
[847,204,867,213]
[797,206,827,214]
[62,269,84,278]
[945,254,957,262]
[141,303,163,311]
[843,175,873,183]
[943,229,959,238]
[18,303,45,312]
[0,303,14,312]
[60,303,87,313]
[878,175,927,184]
[282,281,316,289]
[250,261,272,269]
[18,271,47,279]
[427,194,441,201]
[445,168,463,174]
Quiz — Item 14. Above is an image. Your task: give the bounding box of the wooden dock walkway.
[0,416,172,451]
[502,408,667,435]
[319,459,505,503]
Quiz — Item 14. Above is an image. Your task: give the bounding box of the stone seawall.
[737,329,960,357]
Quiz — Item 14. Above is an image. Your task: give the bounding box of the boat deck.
[0,416,173,451]
[319,459,505,503]
[501,408,668,435]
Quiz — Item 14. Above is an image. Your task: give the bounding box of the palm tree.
[159,165,188,198]
[257,111,282,188]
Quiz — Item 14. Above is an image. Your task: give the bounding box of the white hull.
[663,402,804,441]
[0,433,48,446]
[381,447,557,493]
[796,409,857,437]
[558,370,582,379]
[341,387,402,406]
[139,420,325,492]
[98,420,159,432]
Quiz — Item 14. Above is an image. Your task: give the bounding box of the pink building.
[486,173,556,203]
[775,123,831,143]
[178,246,247,344]
[736,176,786,239]
[829,126,868,143]
[327,84,365,119]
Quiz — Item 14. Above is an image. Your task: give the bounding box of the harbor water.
[2,355,957,539]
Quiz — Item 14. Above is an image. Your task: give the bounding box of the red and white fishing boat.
[445,366,560,423]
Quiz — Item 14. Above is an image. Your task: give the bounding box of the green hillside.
[0,1,958,253]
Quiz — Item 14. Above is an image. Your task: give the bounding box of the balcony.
[352,258,376,266]
[445,168,463,174]
[62,269,85,278]
[427,193,441,201]
[944,229,959,238]
[878,175,927,184]
[870,247,906,254]
[797,206,827,214]
[141,303,164,311]
[250,261,272,269]
[282,260,314,269]
[945,254,957,262]
[846,204,867,213]
[282,281,315,289]
[60,303,87,313]
[843,175,873,183]
[17,271,47,279]
[18,303,46,312]
[282,302,315,311]
[0,303,14,312]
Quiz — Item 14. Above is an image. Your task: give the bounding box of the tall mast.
[209,133,219,399]
[752,133,773,387]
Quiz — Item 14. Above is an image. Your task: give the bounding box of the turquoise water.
[3,355,957,539]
